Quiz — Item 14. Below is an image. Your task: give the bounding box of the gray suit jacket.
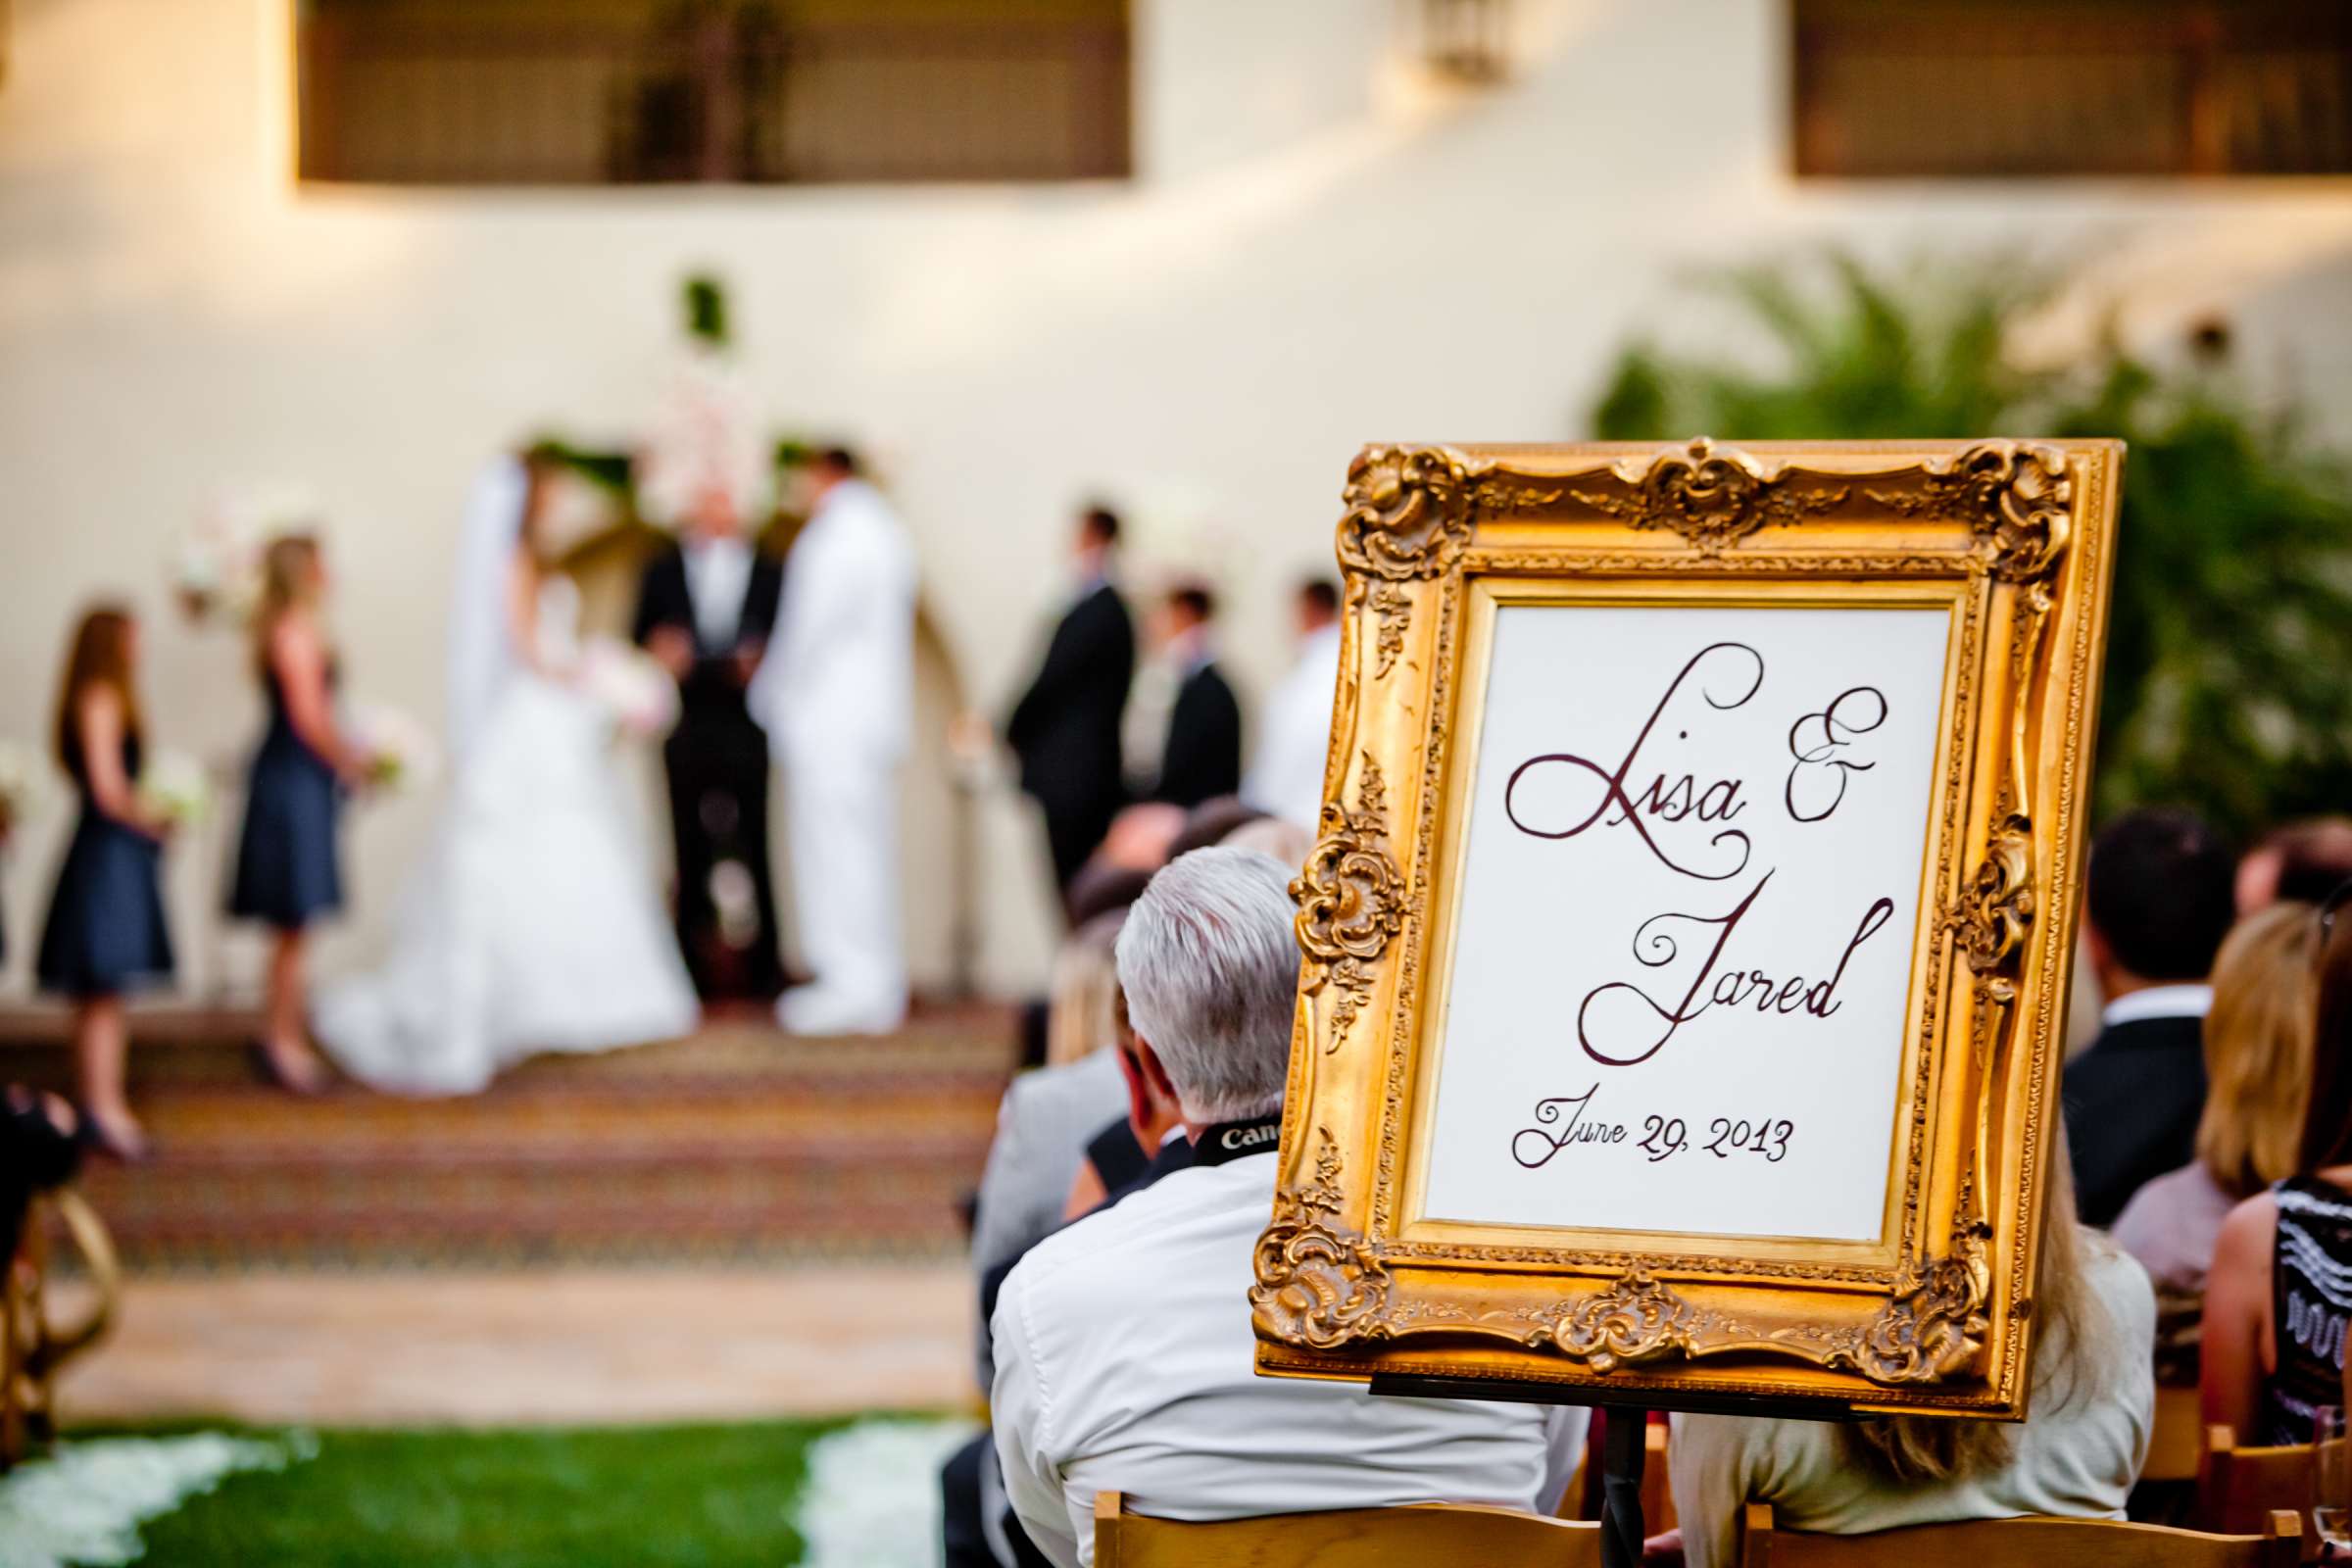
[970,1050,1128,1383]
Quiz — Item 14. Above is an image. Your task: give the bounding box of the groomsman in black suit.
[2063,807,2237,1227]
[1150,584,1243,810]
[633,488,787,999]
[1005,507,1135,894]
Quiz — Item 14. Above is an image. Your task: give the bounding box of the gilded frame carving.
[1253,438,2122,1418]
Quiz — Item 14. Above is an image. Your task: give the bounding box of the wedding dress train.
[315,462,699,1095]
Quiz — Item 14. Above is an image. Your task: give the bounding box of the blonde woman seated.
[1659,1142,2155,1568]
[2202,886,2352,1445]
[2113,903,2319,1296]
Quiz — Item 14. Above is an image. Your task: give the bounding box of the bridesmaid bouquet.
[579,638,681,739]
[138,749,212,828]
[0,741,43,838]
[345,704,440,793]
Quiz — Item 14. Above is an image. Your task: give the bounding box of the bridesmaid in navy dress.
[228,534,363,1095]
[37,605,174,1160]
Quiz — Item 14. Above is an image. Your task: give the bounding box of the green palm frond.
[1589,252,2352,838]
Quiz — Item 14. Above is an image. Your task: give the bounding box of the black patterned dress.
[2261,1175,2352,1446]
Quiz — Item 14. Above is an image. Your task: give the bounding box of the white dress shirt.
[991,1148,1588,1568]
[1242,621,1342,828]
[1667,1243,2156,1568]
[2099,982,2213,1030]
[682,535,753,651]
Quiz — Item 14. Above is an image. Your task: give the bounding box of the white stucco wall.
[4,0,2349,1000]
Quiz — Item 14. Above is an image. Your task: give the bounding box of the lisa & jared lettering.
[1503,640,1900,1075]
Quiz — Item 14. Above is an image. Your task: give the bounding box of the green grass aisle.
[125,1419,852,1568]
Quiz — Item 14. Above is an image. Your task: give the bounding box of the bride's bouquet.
[579,638,681,739]
[0,741,45,839]
[345,703,441,794]
[138,748,212,829]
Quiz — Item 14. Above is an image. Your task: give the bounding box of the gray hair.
[1114,847,1301,1123]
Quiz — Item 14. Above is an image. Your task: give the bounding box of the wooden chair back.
[1739,1501,2301,1567]
[2197,1424,2318,1539]
[1093,1490,1604,1567]
[1642,1415,1676,1533]
[2142,1384,2206,1484]
[2,1191,122,1471]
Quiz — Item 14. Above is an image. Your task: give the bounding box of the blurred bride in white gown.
[317,454,700,1095]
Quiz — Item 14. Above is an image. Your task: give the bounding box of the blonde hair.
[252,532,325,674]
[1843,1119,2109,1483]
[2195,903,2321,1198]
[1044,912,1127,1068]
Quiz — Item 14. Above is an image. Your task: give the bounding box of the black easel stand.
[1598,1404,1647,1568]
[1370,1373,1854,1568]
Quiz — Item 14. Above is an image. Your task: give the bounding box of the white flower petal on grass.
[791,1417,979,1568]
[0,1431,310,1568]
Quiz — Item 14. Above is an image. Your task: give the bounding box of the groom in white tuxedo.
[754,448,919,1036]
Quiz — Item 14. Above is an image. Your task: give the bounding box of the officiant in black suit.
[634,486,786,999]
[1149,584,1242,810]
[1006,507,1135,895]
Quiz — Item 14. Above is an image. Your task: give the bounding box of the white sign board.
[1419,603,1952,1243]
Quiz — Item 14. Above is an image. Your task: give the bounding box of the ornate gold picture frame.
[1252,438,2123,1419]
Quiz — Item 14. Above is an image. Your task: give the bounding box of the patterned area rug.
[0,1004,1012,1273]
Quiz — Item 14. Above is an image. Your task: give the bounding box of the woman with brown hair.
[2114,901,2323,1294]
[1661,1130,2155,1567]
[226,533,363,1094]
[35,605,176,1159]
[2202,882,2352,1445]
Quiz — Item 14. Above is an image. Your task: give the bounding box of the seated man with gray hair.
[991,848,1588,1568]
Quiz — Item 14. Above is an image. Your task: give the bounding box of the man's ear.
[1132,1037,1182,1113]
[1113,1044,1154,1142]
[2082,920,2115,984]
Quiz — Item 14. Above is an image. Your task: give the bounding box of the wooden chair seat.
[1093,1490,1603,1567]
[1740,1500,2301,1566]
